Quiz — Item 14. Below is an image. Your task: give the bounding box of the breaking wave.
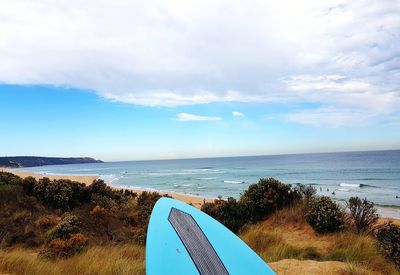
[223,180,245,184]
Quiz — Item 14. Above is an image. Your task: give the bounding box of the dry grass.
[0,245,145,275]
[240,206,400,275]
[325,233,399,274]
[1,202,399,275]
[270,259,348,275]
[240,225,321,262]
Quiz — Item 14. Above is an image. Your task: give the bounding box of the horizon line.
[4,148,399,164]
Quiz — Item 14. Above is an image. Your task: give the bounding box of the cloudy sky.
[0,0,399,160]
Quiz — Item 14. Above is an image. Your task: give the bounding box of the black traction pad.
[168,207,229,275]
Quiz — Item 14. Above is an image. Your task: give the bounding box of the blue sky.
[0,1,399,161]
[1,84,398,161]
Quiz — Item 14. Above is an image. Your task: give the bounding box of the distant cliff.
[0,156,103,168]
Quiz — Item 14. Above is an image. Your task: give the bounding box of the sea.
[14,150,400,218]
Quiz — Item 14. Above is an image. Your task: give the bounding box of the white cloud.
[175,113,222,121]
[232,111,244,117]
[280,107,374,127]
[0,0,399,125]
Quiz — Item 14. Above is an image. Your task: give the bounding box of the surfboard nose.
[146,197,275,275]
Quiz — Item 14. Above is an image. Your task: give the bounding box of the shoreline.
[3,168,400,217]
[1,168,98,186]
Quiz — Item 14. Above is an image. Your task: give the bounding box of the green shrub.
[90,193,118,210]
[32,178,88,210]
[22,176,36,195]
[87,179,110,197]
[201,197,247,233]
[45,214,80,243]
[306,196,344,233]
[33,177,51,202]
[240,178,299,222]
[346,197,378,233]
[136,192,163,227]
[200,178,301,232]
[375,222,400,267]
[0,171,23,185]
[45,180,75,210]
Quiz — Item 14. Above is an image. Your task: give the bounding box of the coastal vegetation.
[305,196,344,233]
[0,171,165,252]
[1,171,399,274]
[347,196,379,233]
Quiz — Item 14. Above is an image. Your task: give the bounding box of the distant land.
[0,156,103,168]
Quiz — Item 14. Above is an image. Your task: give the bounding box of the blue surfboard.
[146,197,275,275]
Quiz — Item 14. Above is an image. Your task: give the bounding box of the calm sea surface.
[16,150,400,217]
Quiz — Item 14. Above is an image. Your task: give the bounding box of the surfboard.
[146,197,275,275]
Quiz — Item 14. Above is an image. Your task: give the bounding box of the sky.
[0,0,399,161]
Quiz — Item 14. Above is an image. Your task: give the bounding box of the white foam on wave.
[339,183,360,188]
[145,169,223,176]
[223,180,245,184]
[184,168,219,172]
[173,183,193,188]
[337,188,350,192]
[72,167,114,172]
[100,174,123,183]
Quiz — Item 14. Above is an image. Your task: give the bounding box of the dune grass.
[240,205,400,275]
[0,245,145,275]
[1,215,399,275]
[240,224,321,262]
[325,233,398,274]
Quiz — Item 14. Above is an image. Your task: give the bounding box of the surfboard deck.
[146,197,275,275]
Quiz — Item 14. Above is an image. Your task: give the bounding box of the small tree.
[87,179,109,197]
[201,197,247,233]
[306,196,344,233]
[239,178,299,222]
[375,222,400,267]
[346,197,379,233]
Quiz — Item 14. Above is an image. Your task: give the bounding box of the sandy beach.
[1,168,98,185]
[1,168,213,208]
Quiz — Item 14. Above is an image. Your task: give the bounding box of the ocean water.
[15,150,400,217]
